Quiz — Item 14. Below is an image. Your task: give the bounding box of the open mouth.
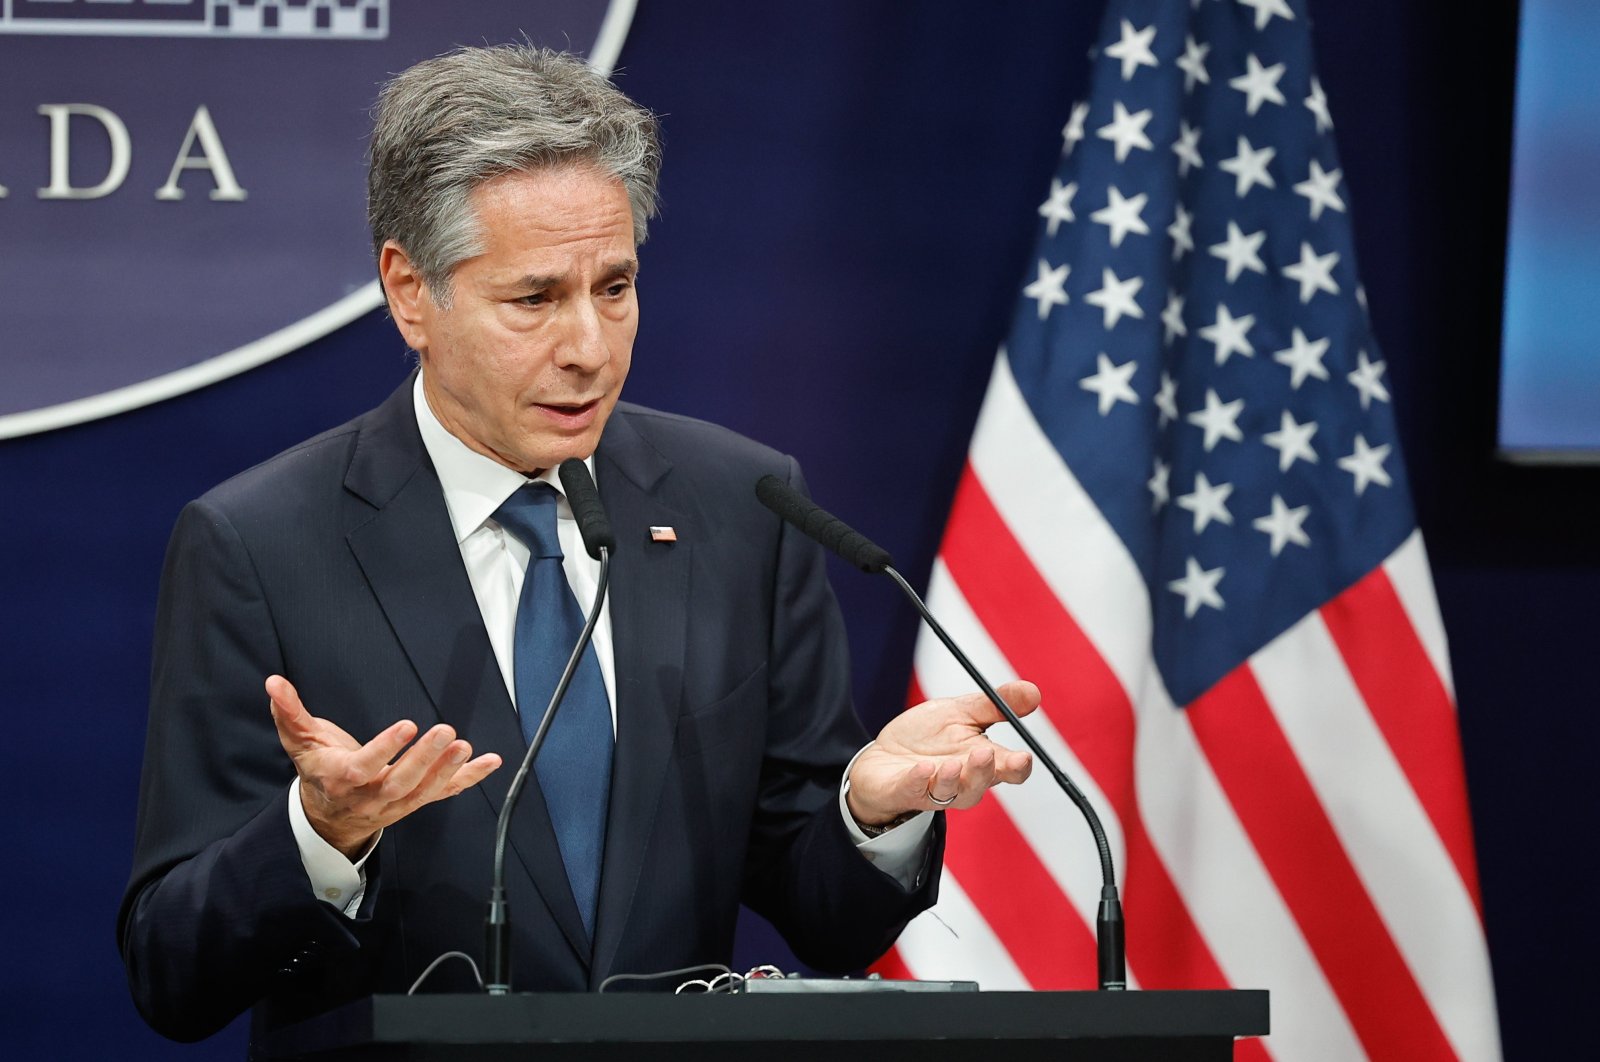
[533,398,601,426]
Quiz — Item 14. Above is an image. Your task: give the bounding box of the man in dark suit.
[119,45,1038,1046]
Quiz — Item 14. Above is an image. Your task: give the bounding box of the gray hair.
[368,44,662,302]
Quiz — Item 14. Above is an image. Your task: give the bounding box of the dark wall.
[0,2,1590,1058]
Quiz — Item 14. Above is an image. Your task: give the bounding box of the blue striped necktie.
[492,482,612,940]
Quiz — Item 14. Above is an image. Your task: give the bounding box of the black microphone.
[754,474,891,573]
[485,459,614,995]
[560,459,616,559]
[754,473,1127,991]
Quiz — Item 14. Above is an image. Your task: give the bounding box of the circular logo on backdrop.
[0,0,630,436]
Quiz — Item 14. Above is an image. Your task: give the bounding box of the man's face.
[386,164,639,473]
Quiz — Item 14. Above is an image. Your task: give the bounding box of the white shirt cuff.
[838,745,933,890]
[288,778,378,918]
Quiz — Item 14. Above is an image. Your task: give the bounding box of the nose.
[555,297,612,373]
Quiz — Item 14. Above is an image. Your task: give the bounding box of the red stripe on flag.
[1188,665,1460,1060]
[939,467,1230,991]
[869,946,914,981]
[1319,568,1483,914]
[903,675,1100,987]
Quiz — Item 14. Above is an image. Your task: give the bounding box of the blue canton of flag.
[1008,0,1407,705]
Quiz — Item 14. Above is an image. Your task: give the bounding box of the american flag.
[876,2,1501,1059]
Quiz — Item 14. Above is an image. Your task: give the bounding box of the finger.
[927,757,963,806]
[363,722,447,795]
[266,676,366,752]
[884,760,938,813]
[980,734,1033,784]
[265,675,316,749]
[390,737,471,808]
[413,748,503,806]
[443,752,503,796]
[991,746,1034,785]
[948,680,1043,729]
[958,742,998,799]
[406,737,506,807]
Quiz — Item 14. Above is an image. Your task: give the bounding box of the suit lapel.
[340,379,591,964]
[590,409,692,980]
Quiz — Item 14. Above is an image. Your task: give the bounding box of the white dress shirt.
[290,375,929,917]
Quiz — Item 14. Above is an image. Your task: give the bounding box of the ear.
[379,240,436,354]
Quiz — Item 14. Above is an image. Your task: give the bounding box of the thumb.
[265,675,315,751]
[953,680,1042,728]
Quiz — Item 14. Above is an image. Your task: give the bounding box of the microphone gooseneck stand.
[485,459,616,996]
[754,474,1126,990]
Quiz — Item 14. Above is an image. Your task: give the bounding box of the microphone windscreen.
[558,459,616,559]
[755,474,893,573]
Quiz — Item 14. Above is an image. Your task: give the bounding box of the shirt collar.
[412,373,596,544]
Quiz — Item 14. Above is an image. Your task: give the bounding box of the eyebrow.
[515,258,639,291]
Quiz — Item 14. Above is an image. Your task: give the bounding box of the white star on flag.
[1168,556,1225,618]
[1263,409,1319,472]
[1237,0,1295,32]
[1172,120,1204,176]
[1176,34,1210,91]
[1155,370,1179,425]
[1348,349,1391,409]
[1168,203,1195,259]
[1177,471,1235,533]
[1294,160,1346,221]
[1079,353,1140,415]
[1219,135,1276,197]
[1022,259,1070,320]
[1186,387,1246,450]
[1091,185,1151,247]
[1097,101,1155,162]
[1272,327,1332,389]
[1338,433,1393,495]
[1252,494,1312,555]
[1282,241,1341,303]
[1208,221,1268,283]
[1198,303,1256,365]
[1061,101,1089,154]
[1104,19,1159,81]
[1161,292,1187,345]
[1147,457,1172,510]
[1305,75,1333,132]
[1084,266,1145,328]
[1037,178,1079,236]
[1229,53,1287,116]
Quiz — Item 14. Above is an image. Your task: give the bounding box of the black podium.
[260,989,1269,1061]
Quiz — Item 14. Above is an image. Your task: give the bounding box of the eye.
[518,291,550,307]
[604,279,632,298]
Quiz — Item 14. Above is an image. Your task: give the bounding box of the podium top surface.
[263,989,1269,1057]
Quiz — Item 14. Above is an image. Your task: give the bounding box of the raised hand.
[266,675,502,859]
[846,680,1039,828]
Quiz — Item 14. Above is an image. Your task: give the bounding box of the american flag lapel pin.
[649,525,678,543]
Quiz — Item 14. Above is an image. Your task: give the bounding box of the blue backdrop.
[2,2,1595,1059]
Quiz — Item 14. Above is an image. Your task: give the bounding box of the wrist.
[843,774,917,834]
[300,793,376,861]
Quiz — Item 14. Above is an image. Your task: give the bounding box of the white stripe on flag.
[891,872,1031,990]
[1383,531,1458,703]
[1251,615,1501,1062]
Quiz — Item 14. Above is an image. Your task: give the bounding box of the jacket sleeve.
[116,499,383,1042]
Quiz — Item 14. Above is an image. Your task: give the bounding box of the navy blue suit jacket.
[118,377,941,1043]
